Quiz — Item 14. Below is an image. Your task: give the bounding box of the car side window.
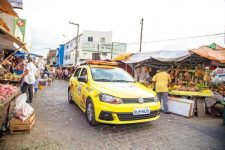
[80,68,87,77]
[74,68,81,77]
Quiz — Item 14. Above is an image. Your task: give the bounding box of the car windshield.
[91,67,135,82]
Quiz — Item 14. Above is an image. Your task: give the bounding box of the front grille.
[117,110,159,121]
[122,98,154,104]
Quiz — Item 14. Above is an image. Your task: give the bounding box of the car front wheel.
[68,88,74,104]
[86,99,98,126]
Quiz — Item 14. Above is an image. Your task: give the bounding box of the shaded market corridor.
[0,80,225,150]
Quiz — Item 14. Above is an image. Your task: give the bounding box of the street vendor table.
[221,101,225,125]
[0,88,20,129]
[169,89,213,117]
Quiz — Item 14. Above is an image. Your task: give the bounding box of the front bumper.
[95,101,161,124]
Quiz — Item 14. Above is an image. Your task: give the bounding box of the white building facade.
[63,30,127,66]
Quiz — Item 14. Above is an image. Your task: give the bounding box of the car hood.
[92,82,155,98]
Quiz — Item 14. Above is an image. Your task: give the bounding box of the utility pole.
[69,22,79,66]
[97,43,100,60]
[111,42,114,59]
[139,18,144,52]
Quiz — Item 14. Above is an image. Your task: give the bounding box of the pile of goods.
[13,94,34,121]
[210,83,225,96]
[0,73,21,81]
[169,65,210,92]
[14,60,25,71]
[0,84,18,104]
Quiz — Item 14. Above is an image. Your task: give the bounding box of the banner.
[14,18,26,41]
[8,0,23,9]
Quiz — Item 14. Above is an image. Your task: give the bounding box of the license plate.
[133,108,150,115]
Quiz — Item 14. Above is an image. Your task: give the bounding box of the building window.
[88,37,93,42]
[70,42,73,47]
[66,45,69,49]
[100,37,105,43]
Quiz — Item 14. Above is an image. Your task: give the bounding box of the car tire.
[86,99,98,126]
[68,88,74,104]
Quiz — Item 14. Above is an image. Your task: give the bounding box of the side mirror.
[78,76,87,83]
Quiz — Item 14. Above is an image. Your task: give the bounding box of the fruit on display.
[211,84,225,96]
[168,65,211,92]
[0,73,21,81]
[0,84,18,103]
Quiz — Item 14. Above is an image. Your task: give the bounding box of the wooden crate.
[9,113,35,134]
[0,89,20,128]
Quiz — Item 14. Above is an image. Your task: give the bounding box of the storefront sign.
[216,68,225,76]
[8,0,23,9]
[82,42,127,54]
[14,18,26,41]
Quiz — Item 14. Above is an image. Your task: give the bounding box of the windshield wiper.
[94,79,112,82]
[111,80,134,82]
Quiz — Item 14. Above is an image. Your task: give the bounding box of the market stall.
[0,22,27,134]
[113,49,219,117]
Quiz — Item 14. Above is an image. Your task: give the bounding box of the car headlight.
[99,93,123,104]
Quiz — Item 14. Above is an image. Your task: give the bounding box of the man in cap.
[21,56,38,103]
[152,66,171,114]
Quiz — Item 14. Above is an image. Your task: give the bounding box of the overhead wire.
[127,32,225,45]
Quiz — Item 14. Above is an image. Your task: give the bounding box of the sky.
[18,0,225,57]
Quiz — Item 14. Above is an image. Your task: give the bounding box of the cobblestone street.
[0,80,225,150]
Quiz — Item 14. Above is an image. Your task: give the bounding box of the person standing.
[152,67,171,114]
[139,66,152,85]
[64,68,69,80]
[21,57,38,103]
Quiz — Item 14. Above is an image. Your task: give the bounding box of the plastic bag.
[14,93,34,121]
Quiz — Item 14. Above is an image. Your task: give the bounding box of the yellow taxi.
[68,60,160,125]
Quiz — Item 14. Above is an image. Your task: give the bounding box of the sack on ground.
[14,93,34,121]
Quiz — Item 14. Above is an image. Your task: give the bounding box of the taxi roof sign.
[87,60,118,66]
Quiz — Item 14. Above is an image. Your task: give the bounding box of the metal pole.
[139,18,144,52]
[111,42,113,59]
[69,22,79,66]
[75,24,79,66]
[97,43,100,60]
[98,44,99,53]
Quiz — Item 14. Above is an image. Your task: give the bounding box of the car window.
[74,68,81,77]
[80,68,87,77]
[91,67,135,82]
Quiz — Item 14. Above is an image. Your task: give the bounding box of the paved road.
[0,80,225,150]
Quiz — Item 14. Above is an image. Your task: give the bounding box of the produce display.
[210,83,225,96]
[0,84,18,104]
[14,60,25,71]
[169,65,210,92]
[0,73,21,81]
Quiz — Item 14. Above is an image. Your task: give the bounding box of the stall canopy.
[14,51,42,58]
[190,43,225,63]
[0,0,18,17]
[115,50,191,64]
[0,25,28,52]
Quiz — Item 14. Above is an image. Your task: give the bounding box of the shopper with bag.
[21,57,38,104]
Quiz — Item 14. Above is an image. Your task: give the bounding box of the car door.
[70,67,82,104]
[77,67,89,110]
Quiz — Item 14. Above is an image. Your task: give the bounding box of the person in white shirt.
[21,57,38,103]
